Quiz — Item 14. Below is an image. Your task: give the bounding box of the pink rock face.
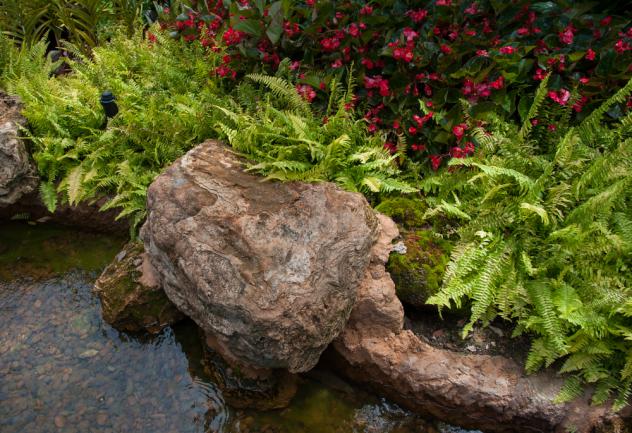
[0,93,38,206]
[332,217,631,433]
[141,140,378,373]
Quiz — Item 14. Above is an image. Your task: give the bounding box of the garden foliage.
[0,0,151,51]
[2,32,225,231]
[1,0,632,410]
[423,76,632,409]
[160,0,632,169]
[1,30,410,232]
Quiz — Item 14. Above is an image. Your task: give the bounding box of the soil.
[404,307,531,367]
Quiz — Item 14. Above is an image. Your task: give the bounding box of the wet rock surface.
[332,217,632,433]
[94,242,184,333]
[0,93,38,206]
[141,140,378,374]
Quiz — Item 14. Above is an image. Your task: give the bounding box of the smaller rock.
[79,349,99,358]
[94,242,183,333]
[54,415,65,428]
[96,412,108,426]
[391,241,407,255]
[488,325,504,338]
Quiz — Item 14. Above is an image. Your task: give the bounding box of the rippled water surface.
[0,222,477,433]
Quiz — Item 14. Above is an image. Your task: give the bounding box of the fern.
[426,80,632,408]
[215,72,416,196]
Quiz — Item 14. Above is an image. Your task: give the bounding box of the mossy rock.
[374,197,428,230]
[94,241,183,333]
[387,230,451,309]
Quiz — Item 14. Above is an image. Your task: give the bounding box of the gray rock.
[141,140,378,373]
[0,93,38,206]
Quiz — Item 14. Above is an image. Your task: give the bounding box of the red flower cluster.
[158,0,632,170]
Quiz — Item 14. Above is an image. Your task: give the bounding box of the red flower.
[533,68,547,80]
[586,48,596,60]
[499,46,515,54]
[215,65,236,79]
[347,23,360,37]
[331,59,343,68]
[476,49,489,57]
[406,9,428,23]
[615,39,631,54]
[548,89,571,105]
[517,27,530,36]
[402,27,419,42]
[364,75,390,97]
[490,76,504,90]
[430,155,442,171]
[436,0,452,6]
[223,27,245,46]
[411,143,426,151]
[464,3,478,15]
[408,126,418,135]
[320,37,340,51]
[360,5,373,15]
[600,16,612,26]
[440,44,453,54]
[573,95,588,112]
[383,142,397,154]
[306,0,315,6]
[559,26,574,45]
[452,123,468,141]
[296,84,316,102]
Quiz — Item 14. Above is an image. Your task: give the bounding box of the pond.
[0,221,479,433]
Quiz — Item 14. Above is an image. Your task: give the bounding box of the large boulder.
[141,140,378,374]
[0,93,38,206]
[94,242,184,333]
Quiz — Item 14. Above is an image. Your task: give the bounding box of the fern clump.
[214,70,416,196]
[3,30,227,233]
[424,77,632,409]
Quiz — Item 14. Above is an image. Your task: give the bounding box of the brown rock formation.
[141,140,378,374]
[332,215,631,433]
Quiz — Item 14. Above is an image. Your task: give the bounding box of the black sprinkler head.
[100,91,119,119]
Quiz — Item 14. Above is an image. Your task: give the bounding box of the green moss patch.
[387,230,451,309]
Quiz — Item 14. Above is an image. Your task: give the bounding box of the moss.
[387,230,451,308]
[0,221,124,280]
[97,241,181,332]
[374,197,427,230]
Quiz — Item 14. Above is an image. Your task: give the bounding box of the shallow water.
[0,222,478,433]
